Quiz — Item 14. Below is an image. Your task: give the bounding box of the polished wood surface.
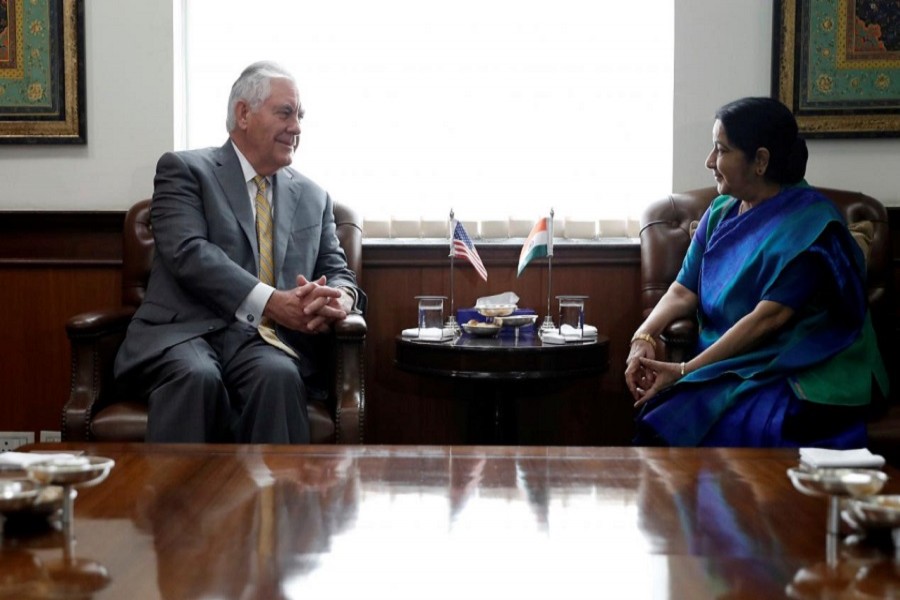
[3,443,900,599]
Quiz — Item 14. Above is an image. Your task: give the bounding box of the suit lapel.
[213,142,258,256]
[272,169,302,285]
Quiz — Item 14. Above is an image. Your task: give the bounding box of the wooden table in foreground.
[3,444,900,599]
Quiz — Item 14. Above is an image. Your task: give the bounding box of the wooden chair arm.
[66,307,137,338]
[332,314,367,443]
[63,307,136,441]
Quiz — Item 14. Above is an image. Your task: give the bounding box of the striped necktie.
[253,175,275,286]
[253,176,298,359]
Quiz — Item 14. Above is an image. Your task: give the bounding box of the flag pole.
[447,209,459,333]
[540,208,556,335]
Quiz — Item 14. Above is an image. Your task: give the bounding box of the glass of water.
[557,295,587,338]
[415,296,446,334]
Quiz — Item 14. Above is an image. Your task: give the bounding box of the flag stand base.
[445,315,461,335]
[539,316,556,336]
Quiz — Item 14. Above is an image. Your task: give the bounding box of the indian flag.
[517,217,553,277]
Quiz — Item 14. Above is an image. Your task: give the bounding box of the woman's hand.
[632,357,684,408]
[625,339,657,402]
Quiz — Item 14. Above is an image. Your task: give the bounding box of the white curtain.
[182,1,673,235]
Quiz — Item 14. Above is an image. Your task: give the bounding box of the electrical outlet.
[40,430,62,443]
[0,431,35,452]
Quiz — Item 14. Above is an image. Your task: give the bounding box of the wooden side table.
[395,332,609,443]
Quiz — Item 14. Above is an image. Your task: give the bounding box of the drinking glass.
[415,296,446,334]
[557,295,587,338]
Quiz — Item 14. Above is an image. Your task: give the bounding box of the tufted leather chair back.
[639,186,890,321]
[120,199,362,307]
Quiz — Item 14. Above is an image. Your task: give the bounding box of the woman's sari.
[635,185,888,447]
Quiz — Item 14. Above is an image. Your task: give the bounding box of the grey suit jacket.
[114,141,364,380]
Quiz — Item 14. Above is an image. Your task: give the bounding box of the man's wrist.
[337,286,361,314]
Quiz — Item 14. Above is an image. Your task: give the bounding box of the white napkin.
[401,327,456,341]
[475,291,519,308]
[799,447,885,469]
[541,324,599,344]
[0,452,80,469]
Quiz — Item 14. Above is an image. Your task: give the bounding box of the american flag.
[451,220,488,281]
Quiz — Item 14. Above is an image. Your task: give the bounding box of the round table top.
[395,331,609,380]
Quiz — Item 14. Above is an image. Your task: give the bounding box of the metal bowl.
[26,456,115,487]
[787,467,887,499]
[475,305,516,318]
[462,322,501,337]
[0,479,41,513]
[848,495,900,529]
[494,314,538,328]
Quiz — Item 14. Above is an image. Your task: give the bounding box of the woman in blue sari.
[625,97,887,448]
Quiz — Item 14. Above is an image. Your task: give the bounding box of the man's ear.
[235,100,251,129]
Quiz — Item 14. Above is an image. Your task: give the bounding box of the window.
[182,1,673,234]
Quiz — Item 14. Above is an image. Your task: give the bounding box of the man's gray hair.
[225,61,296,132]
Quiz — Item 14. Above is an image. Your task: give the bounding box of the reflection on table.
[3,444,900,599]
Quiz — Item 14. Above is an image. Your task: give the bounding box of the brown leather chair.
[63,199,367,443]
[639,186,899,458]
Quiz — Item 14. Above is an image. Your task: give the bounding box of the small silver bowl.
[475,305,516,318]
[849,495,900,529]
[787,467,887,498]
[462,322,501,337]
[0,479,41,513]
[494,314,538,328]
[26,456,115,487]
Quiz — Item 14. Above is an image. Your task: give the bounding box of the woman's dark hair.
[715,97,808,184]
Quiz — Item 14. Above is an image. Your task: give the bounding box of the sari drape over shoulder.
[637,185,888,447]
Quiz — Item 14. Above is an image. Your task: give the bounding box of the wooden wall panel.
[0,268,120,433]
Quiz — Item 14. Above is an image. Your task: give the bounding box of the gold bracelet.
[630,332,657,350]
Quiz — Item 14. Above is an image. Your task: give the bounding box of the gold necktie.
[253,176,298,359]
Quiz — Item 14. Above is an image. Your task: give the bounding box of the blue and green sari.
[635,185,888,447]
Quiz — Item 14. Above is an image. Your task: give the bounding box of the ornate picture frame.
[773,0,900,138]
[0,0,86,144]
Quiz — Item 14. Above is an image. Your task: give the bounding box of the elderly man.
[115,61,365,443]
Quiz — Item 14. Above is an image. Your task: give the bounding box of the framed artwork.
[773,0,900,138]
[0,0,85,144]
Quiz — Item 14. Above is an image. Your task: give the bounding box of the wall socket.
[0,431,35,452]
[40,430,62,443]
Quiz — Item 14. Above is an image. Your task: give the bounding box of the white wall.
[1,1,897,210]
[0,2,173,211]
[674,0,900,205]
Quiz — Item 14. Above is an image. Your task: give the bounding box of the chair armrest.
[332,314,367,443]
[63,307,136,441]
[660,318,697,365]
[333,312,367,339]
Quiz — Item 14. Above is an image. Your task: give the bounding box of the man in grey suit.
[114,61,365,443]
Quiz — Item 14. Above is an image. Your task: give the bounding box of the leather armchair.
[639,186,899,457]
[63,199,367,443]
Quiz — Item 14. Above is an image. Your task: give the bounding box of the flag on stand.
[517,217,553,277]
[451,220,488,281]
